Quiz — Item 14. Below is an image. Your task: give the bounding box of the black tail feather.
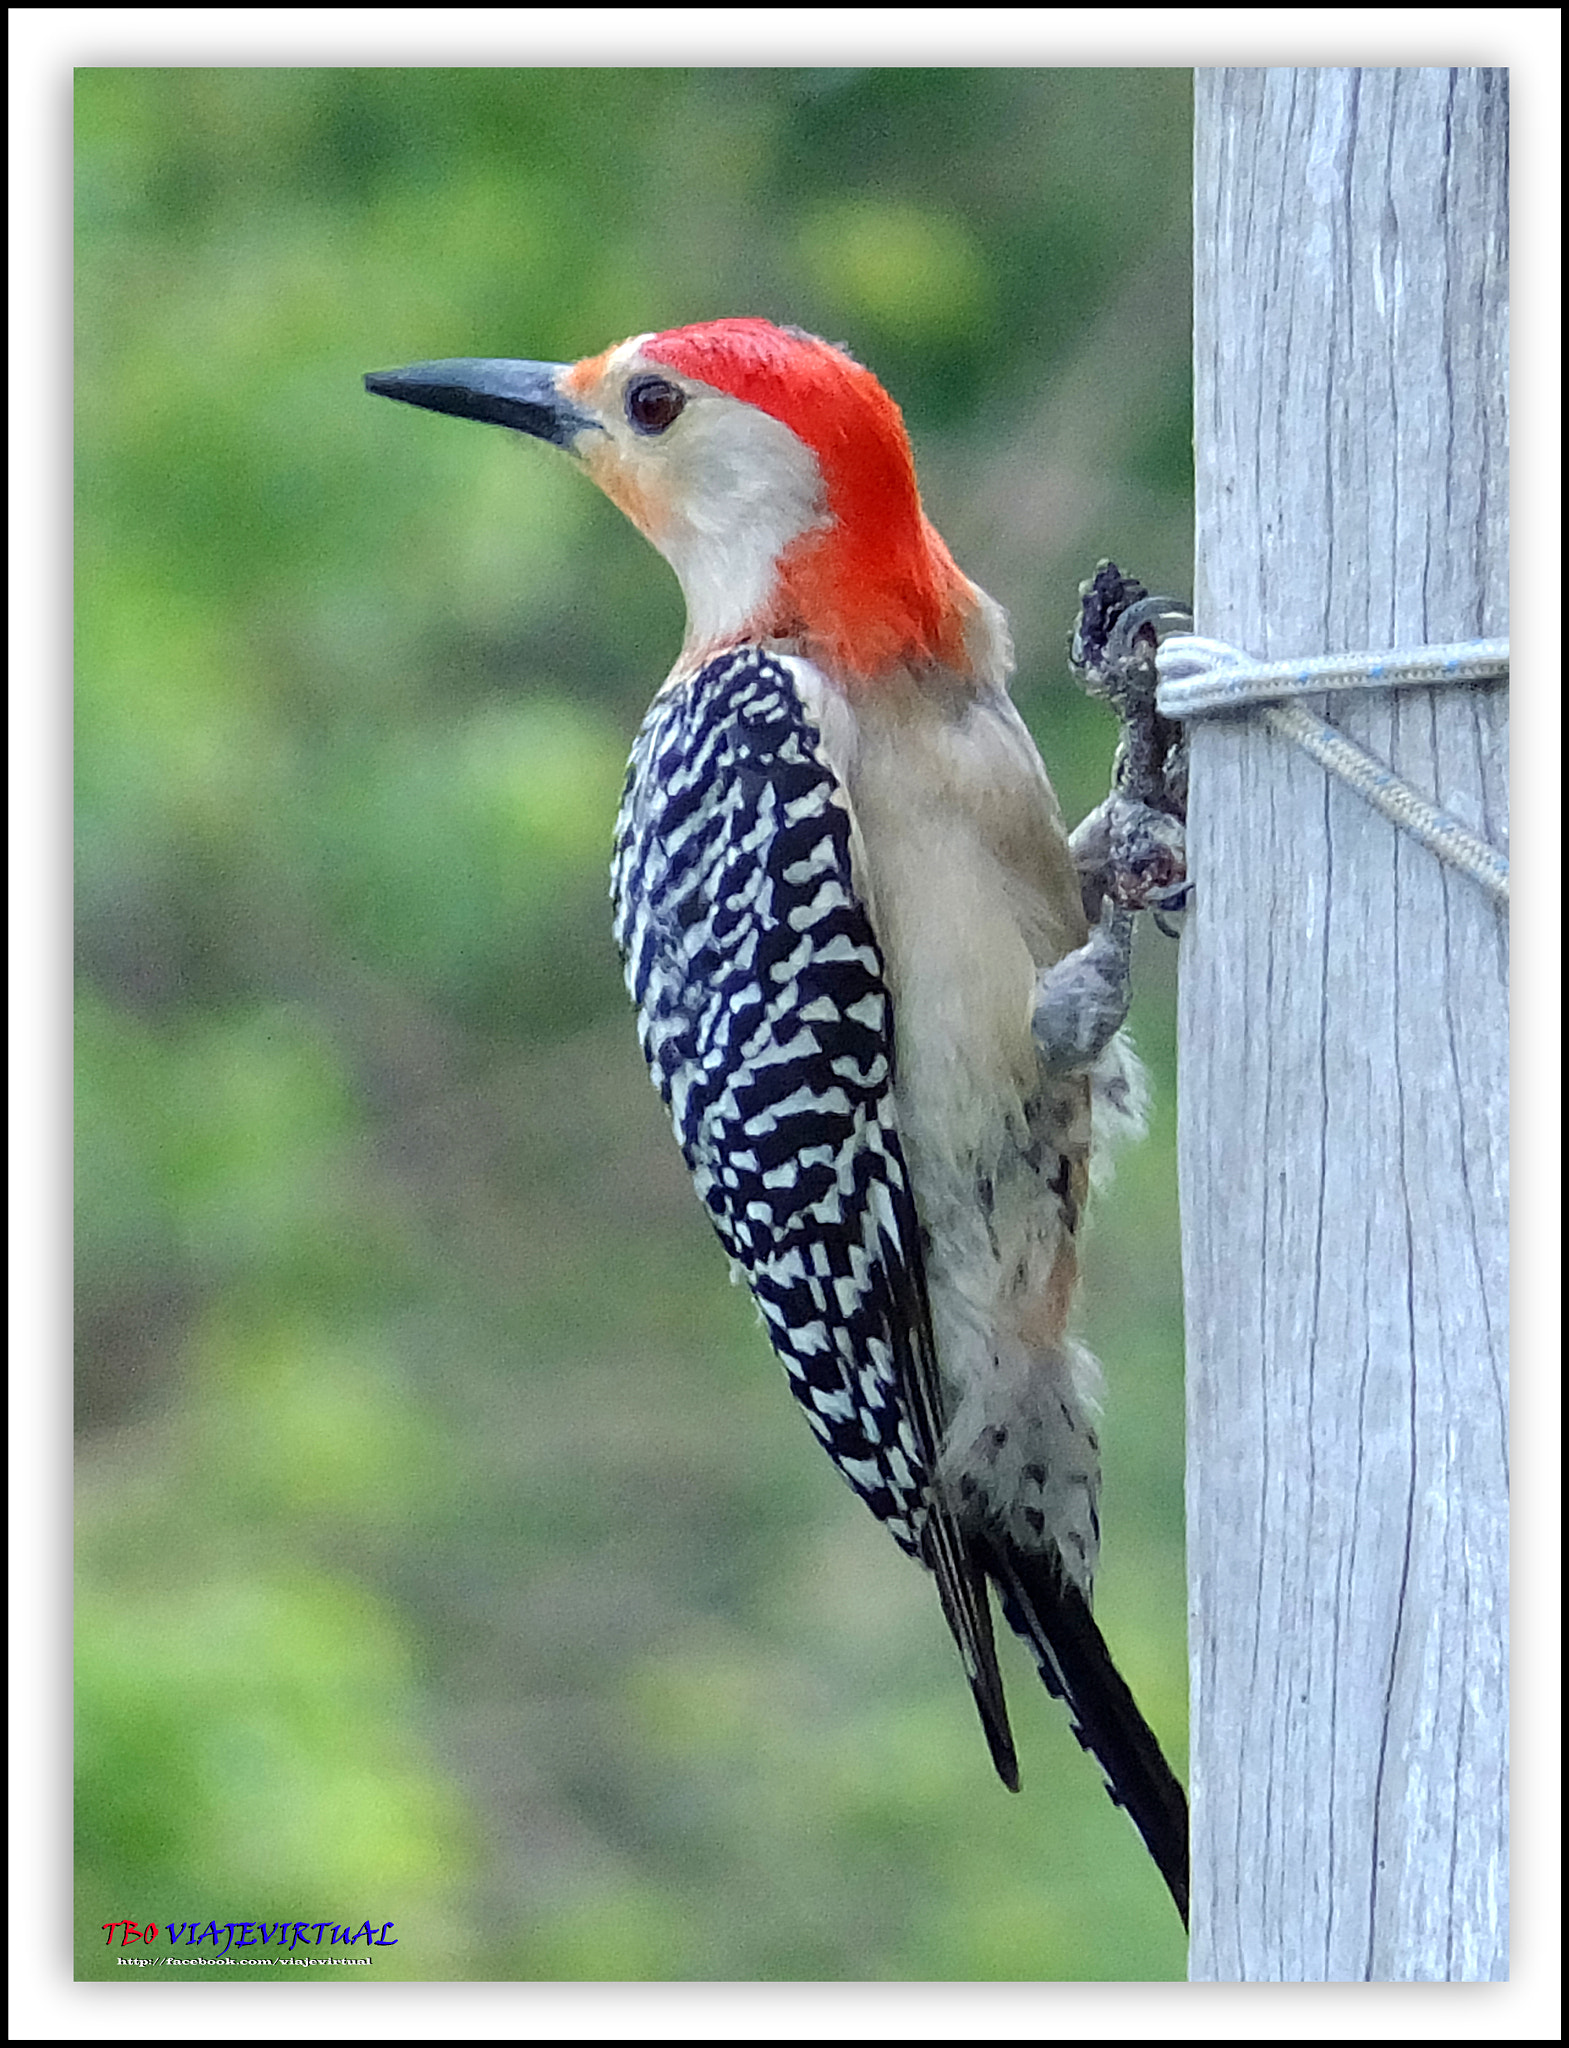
[928,1535,1021,1792]
[979,1539,1189,1928]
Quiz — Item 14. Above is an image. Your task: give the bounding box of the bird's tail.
[980,1539,1189,1927]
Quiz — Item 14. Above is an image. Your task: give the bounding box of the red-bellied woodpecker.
[366,319,1189,1923]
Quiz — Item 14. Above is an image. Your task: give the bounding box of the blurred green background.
[75,67,1193,1982]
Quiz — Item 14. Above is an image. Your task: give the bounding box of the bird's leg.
[1032,895,1134,1074]
[1034,564,1192,1075]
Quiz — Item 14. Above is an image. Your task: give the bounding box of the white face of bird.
[366,339,829,656]
[560,336,830,652]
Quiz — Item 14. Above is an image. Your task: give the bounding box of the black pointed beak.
[363,358,598,448]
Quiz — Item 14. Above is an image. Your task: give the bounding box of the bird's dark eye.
[625,376,686,435]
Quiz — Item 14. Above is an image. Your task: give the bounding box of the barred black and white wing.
[611,645,1017,1786]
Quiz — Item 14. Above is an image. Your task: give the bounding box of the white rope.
[1155,635,1509,906]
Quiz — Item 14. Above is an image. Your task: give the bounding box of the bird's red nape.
[643,319,979,683]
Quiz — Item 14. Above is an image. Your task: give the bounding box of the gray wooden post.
[1182,68,1509,1981]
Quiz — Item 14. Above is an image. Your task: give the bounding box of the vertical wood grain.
[1184,66,1508,1982]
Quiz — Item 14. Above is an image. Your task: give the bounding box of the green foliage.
[76,66,1192,1981]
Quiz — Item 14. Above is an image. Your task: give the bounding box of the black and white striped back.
[611,646,938,1552]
